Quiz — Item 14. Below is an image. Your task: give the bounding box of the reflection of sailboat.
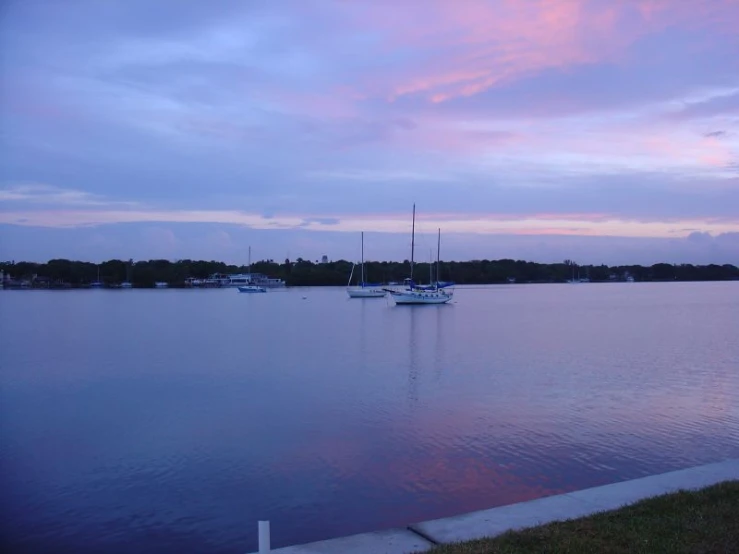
[358,294,369,366]
[385,204,454,305]
[407,305,419,405]
[347,232,385,298]
[238,246,266,293]
[433,301,446,382]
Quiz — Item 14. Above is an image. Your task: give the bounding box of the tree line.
[1,258,737,288]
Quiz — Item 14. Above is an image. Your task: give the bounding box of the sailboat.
[120,259,133,288]
[384,204,454,305]
[347,232,386,298]
[566,263,579,284]
[238,246,267,293]
[90,266,103,288]
[566,262,590,283]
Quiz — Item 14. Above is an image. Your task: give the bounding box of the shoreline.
[2,280,738,291]
[248,459,739,553]
[3,260,737,289]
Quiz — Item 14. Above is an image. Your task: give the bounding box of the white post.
[258,520,271,553]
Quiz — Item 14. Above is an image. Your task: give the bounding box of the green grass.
[426,481,739,554]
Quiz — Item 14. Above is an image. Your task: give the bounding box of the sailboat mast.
[361,231,364,286]
[410,203,415,281]
[437,228,441,286]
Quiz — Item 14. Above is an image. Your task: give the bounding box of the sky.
[1,0,738,265]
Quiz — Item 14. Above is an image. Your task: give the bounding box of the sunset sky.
[1,0,738,264]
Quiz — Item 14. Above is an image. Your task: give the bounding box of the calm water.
[1,283,738,553]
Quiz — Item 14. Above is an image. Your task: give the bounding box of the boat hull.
[347,288,386,298]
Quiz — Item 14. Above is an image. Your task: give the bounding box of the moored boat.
[238,284,266,293]
[347,232,385,298]
[385,204,454,305]
[237,247,268,293]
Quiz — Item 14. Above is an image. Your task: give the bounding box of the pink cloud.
[636,0,738,31]
[389,69,493,103]
[341,0,738,104]
[248,1,737,165]
[377,118,522,155]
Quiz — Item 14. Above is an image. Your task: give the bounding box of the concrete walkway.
[249,458,738,554]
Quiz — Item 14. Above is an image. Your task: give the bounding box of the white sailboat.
[566,263,579,283]
[90,266,103,288]
[385,204,454,305]
[237,246,267,293]
[347,232,385,298]
[566,262,590,283]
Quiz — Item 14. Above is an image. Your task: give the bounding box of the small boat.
[238,284,266,293]
[154,281,168,288]
[385,204,454,305]
[347,232,385,298]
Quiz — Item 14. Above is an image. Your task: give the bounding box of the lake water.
[1,283,738,553]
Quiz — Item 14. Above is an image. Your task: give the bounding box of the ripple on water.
[1,283,738,552]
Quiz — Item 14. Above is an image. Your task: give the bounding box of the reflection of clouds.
[270,367,738,503]
[241,344,737,545]
[268,421,615,533]
[263,285,737,543]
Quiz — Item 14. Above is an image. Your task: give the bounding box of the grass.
[426,481,739,554]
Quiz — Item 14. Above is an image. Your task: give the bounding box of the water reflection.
[405,304,454,406]
[358,296,368,365]
[407,306,419,406]
[0,284,737,554]
[434,303,448,382]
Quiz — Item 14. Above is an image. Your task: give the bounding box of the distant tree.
[2,257,737,287]
[651,263,675,281]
